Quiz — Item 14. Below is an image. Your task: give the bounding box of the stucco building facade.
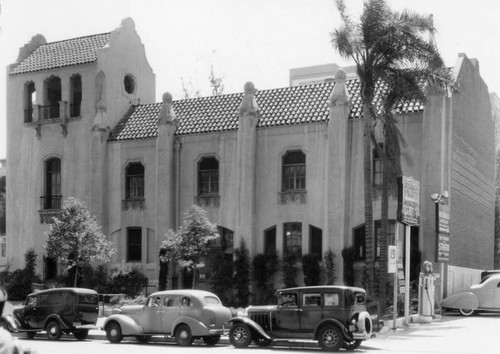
[6,19,497,296]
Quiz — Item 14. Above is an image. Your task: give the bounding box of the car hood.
[246,305,278,313]
[112,304,143,315]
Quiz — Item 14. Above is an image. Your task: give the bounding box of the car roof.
[28,287,98,296]
[276,285,366,293]
[149,289,220,299]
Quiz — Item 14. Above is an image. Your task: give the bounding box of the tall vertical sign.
[436,202,450,262]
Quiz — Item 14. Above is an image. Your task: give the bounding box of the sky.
[1,0,499,160]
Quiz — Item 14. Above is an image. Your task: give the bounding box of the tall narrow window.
[127,228,142,262]
[264,226,277,256]
[24,82,36,123]
[284,222,302,258]
[70,74,82,117]
[375,220,396,258]
[126,163,144,199]
[353,225,366,260]
[44,158,61,210]
[309,225,323,259]
[282,150,306,191]
[372,143,383,187]
[198,157,219,196]
[43,76,61,119]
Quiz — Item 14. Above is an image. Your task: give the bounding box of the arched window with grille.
[198,157,219,196]
[282,150,306,191]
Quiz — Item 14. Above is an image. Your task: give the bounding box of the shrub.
[302,253,321,286]
[282,253,298,288]
[341,247,356,286]
[233,240,250,307]
[209,253,234,305]
[324,249,336,285]
[6,249,42,300]
[108,265,148,297]
[253,253,279,304]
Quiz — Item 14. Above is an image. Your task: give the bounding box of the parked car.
[441,273,500,316]
[5,287,99,340]
[103,289,231,345]
[228,285,373,352]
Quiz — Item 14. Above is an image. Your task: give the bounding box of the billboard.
[397,176,420,226]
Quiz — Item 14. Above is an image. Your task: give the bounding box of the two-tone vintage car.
[4,288,99,340]
[228,285,373,352]
[103,289,231,345]
[441,273,500,316]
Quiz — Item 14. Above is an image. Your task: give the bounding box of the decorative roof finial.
[239,81,260,118]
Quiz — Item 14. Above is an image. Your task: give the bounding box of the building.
[6,18,497,296]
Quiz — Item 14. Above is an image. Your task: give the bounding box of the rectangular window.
[354,226,365,260]
[126,163,145,199]
[284,222,302,258]
[303,293,321,307]
[127,228,142,262]
[282,151,306,191]
[324,293,340,307]
[198,157,219,196]
[309,226,322,260]
[375,220,396,258]
[264,227,276,256]
[372,143,383,187]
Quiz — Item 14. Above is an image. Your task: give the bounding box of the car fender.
[0,315,19,332]
[441,292,479,310]
[44,314,72,330]
[170,316,212,337]
[314,317,350,340]
[227,317,271,340]
[103,314,143,336]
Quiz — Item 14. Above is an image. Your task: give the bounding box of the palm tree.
[331,0,448,306]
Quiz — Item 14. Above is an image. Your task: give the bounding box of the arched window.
[70,74,82,117]
[126,163,145,199]
[124,74,136,94]
[43,158,61,210]
[198,157,219,196]
[282,150,306,191]
[24,81,36,123]
[284,222,302,258]
[43,76,61,119]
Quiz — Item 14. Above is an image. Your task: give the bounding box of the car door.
[22,295,39,329]
[142,295,164,333]
[161,295,181,334]
[298,291,322,337]
[273,291,301,337]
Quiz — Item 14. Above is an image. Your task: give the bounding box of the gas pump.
[418,261,435,319]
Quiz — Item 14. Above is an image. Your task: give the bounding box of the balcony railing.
[278,190,307,205]
[39,104,60,119]
[40,195,62,210]
[122,198,145,211]
[194,195,220,208]
[70,103,81,117]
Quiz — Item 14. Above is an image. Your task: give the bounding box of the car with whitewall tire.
[228,285,374,352]
[103,289,231,346]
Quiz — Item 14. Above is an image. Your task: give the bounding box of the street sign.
[388,245,397,273]
[436,203,450,262]
[397,176,420,226]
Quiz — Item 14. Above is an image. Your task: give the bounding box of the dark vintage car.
[103,289,231,345]
[228,286,373,352]
[5,287,99,340]
[441,273,500,316]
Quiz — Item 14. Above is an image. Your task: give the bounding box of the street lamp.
[430,190,448,204]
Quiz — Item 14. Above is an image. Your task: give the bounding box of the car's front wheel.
[229,323,252,348]
[175,324,193,346]
[106,322,123,343]
[459,308,475,316]
[73,329,89,340]
[46,321,62,340]
[202,335,221,346]
[318,325,343,352]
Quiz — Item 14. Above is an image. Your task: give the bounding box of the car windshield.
[79,294,98,305]
[204,296,221,305]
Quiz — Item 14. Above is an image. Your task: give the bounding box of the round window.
[124,75,135,94]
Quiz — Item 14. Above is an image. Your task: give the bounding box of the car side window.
[303,293,321,307]
[147,296,162,307]
[165,296,179,307]
[279,293,298,308]
[181,297,191,307]
[27,296,37,306]
[324,293,339,307]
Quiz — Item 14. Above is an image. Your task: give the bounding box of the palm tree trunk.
[379,151,390,316]
[363,103,375,299]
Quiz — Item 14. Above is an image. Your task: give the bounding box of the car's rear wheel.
[106,322,123,343]
[202,335,221,346]
[26,331,37,339]
[318,325,343,352]
[175,324,193,346]
[73,329,89,340]
[229,323,252,348]
[459,308,475,316]
[46,321,62,340]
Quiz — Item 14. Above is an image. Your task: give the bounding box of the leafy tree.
[233,239,250,307]
[208,64,224,96]
[108,264,148,297]
[331,0,448,299]
[45,197,116,287]
[162,205,219,289]
[302,253,321,286]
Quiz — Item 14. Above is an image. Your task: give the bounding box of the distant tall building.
[5,19,498,297]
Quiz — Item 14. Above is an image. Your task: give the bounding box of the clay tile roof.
[108,79,424,142]
[10,33,111,75]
